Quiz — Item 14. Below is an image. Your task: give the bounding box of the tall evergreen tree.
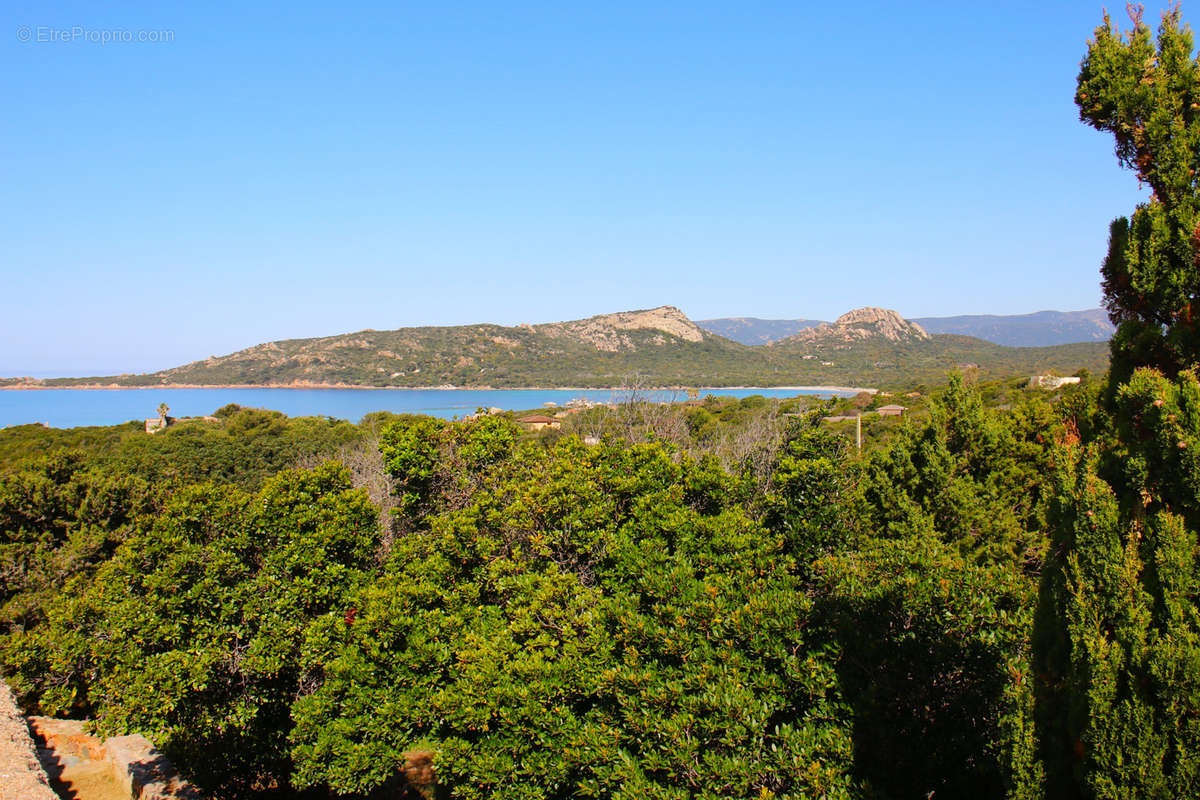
[1034,9,1200,797]
[1078,7,1200,386]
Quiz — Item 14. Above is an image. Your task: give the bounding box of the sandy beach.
[0,381,876,394]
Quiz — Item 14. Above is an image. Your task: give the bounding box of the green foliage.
[764,424,859,562]
[111,408,362,489]
[459,414,521,469]
[5,463,379,795]
[1028,11,1200,797]
[1111,369,1200,522]
[0,406,363,490]
[1078,9,1200,385]
[861,374,1053,567]
[379,414,446,512]
[818,534,1039,799]
[0,422,141,472]
[0,372,1136,798]
[379,414,521,520]
[290,436,858,799]
[0,453,157,632]
[849,376,1062,798]
[1034,432,1200,799]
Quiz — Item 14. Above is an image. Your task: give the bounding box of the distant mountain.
[34,307,764,389]
[764,307,1105,385]
[779,307,930,345]
[700,308,1115,347]
[696,317,826,345]
[10,305,1109,390]
[911,309,1114,347]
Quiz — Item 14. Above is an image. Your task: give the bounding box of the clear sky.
[1,1,1169,376]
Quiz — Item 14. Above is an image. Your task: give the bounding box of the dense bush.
[3,463,379,795]
[292,434,858,798]
[0,452,157,633]
[860,373,1057,568]
[818,535,1038,799]
[0,381,1099,799]
[0,405,364,489]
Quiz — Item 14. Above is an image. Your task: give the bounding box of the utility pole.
[856,414,862,451]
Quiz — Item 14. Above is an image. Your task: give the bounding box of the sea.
[0,387,857,429]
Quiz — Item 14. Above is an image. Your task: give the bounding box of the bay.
[0,386,857,429]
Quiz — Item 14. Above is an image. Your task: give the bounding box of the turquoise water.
[0,387,853,429]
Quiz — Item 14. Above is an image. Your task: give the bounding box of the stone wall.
[0,680,200,800]
[0,682,58,800]
[29,716,200,800]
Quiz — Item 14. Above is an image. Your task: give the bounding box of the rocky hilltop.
[537,306,707,351]
[15,305,1109,390]
[781,307,930,345]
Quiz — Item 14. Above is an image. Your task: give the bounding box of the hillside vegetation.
[16,305,1108,390]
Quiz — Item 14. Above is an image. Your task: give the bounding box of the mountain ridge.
[4,305,1109,391]
[912,309,1114,346]
[698,308,1115,347]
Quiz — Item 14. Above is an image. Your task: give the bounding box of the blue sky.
[0,1,1168,375]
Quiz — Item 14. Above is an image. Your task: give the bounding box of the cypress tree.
[1034,10,1200,797]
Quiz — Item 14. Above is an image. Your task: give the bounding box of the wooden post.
[856,414,862,451]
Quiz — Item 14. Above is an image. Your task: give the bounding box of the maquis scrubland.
[4,10,1200,799]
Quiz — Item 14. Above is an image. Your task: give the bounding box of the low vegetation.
[0,373,1108,798]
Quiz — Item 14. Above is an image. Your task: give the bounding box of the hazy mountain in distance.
[695,317,827,345]
[911,309,1114,347]
[700,309,1115,347]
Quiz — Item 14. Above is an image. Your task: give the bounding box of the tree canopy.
[1029,9,1200,798]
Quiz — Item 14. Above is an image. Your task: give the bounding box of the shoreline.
[0,382,877,395]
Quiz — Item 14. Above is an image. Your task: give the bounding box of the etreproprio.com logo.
[16,26,175,44]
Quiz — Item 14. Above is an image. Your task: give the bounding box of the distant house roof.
[517,414,558,424]
[877,404,907,416]
[1029,375,1082,389]
[877,405,907,411]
